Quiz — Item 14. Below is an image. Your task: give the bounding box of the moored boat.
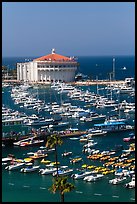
[62,151,72,157]
[125,175,135,188]
[52,166,73,176]
[72,170,93,180]
[5,162,25,171]
[84,174,104,182]
[20,164,40,172]
[109,176,127,185]
[39,167,57,175]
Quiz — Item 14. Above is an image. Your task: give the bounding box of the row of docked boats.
[3,137,135,188]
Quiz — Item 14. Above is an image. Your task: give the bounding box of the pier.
[2,79,126,86]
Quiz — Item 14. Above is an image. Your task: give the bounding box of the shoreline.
[2,79,126,86]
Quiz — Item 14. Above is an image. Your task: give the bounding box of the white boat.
[62,151,72,157]
[53,167,73,176]
[84,174,104,182]
[119,86,135,94]
[69,137,79,140]
[39,167,57,175]
[88,129,107,136]
[83,141,97,148]
[125,175,135,188]
[49,121,69,129]
[109,176,127,185]
[72,171,93,180]
[5,162,25,170]
[115,169,134,177]
[2,157,13,163]
[20,165,40,172]
[2,117,25,126]
[24,117,54,126]
[122,66,127,70]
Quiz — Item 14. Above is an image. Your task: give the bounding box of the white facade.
[17,50,78,83]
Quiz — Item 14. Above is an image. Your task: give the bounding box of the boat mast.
[96,75,99,95]
[112,58,115,81]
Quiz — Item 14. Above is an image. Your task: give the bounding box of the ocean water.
[2,55,135,80]
[2,56,135,202]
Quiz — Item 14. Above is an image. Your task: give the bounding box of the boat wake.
[94,193,102,196]
[75,191,83,194]
[112,195,119,198]
[23,185,30,188]
[8,183,14,186]
[40,187,46,190]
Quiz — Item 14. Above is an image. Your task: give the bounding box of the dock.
[2,79,126,86]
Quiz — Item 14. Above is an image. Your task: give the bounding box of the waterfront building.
[17,49,78,83]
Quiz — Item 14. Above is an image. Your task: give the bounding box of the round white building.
[17,49,78,83]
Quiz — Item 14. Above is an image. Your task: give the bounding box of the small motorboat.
[121,66,127,70]
[84,174,104,182]
[29,150,48,160]
[53,166,73,176]
[20,139,44,147]
[123,133,135,142]
[39,167,57,175]
[20,164,40,173]
[70,157,82,164]
[5,162,25,171]
[125,175,135,188]
[62,151,72,157]
[109,176,127,185]
[72,170,93,180]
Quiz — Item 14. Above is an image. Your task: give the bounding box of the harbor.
[2,1,135,202]
[2,72,135,202]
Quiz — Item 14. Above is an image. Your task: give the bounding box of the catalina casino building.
[17,49,78,83]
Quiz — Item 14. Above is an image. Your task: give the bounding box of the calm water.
[2,56,135,202]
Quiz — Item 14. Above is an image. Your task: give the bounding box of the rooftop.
[33,48,76,62]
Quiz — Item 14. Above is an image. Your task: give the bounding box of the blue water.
[2,55,135,80]
[2,56,135,202]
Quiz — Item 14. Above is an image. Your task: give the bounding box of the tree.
[49,176,75,202]
[46,133,63,177]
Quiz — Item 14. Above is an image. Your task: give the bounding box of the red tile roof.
[34,53,72,62]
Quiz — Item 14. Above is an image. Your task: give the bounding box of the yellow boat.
[70,157,82,164]
[87,165,96,169]
[102,170,111,175]
[41,159,51,164]
[14,159,24,163]
[24,158,33,163]
[51,161,60,165]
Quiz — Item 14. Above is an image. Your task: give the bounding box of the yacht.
[88,129,107,136]
[84,174,104,182]
[20,164,40,173]
[5,162,25,171]
[24,117,54,126]
[39,167,57,175]
[72,171,93,180]
[49,121,69,129]
[2,117,25,126]
[115,169,134,177]
[109,176,127,185]
[125,175,135,188]
[119,86,135,94]
[52,167,73,176]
